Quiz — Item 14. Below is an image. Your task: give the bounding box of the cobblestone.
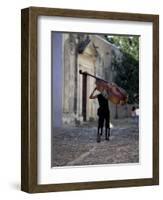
[52,118,139,167]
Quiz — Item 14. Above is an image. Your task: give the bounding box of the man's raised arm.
[89,87,98,99]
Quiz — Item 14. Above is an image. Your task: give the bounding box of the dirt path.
[52,118,139,167]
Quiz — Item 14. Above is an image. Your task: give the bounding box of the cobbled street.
[52,118,139,167]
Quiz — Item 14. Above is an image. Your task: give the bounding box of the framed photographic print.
[21,7,159,193]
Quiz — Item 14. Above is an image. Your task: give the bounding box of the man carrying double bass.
[80,70,128,143]
[89,80,110,143]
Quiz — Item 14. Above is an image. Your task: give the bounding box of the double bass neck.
[79,70,108,83]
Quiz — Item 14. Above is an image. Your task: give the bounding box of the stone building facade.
[52,33,130,127]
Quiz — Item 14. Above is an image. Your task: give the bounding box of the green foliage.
[107,36,139,61]
[106,35,139,104]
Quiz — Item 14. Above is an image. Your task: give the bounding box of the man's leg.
[105,114,110,140]
[97,116,104,142]
[97,119,101,143]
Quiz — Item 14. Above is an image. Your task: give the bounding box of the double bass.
[79,70,128,105]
